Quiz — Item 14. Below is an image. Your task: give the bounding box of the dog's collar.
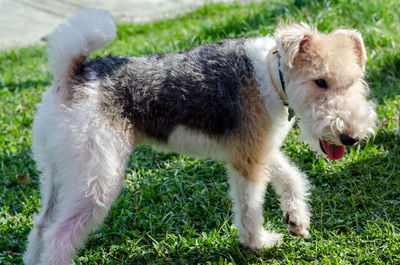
[268,50,289,107]
[277,55,287,98]
[268,50,295,121]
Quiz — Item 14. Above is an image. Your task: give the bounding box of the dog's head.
[274,22,376,159]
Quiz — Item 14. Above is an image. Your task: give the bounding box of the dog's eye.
[314,79,328,89]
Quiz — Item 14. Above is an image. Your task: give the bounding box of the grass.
[0,0,399,264]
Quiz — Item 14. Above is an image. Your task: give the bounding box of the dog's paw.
[241,230,283,250]
[285,212,310,238]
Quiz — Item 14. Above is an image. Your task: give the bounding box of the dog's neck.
[268,50,289,107]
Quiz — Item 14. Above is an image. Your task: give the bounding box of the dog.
[24,9,376,265]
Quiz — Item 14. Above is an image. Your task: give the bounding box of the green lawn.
[1,0,399,264]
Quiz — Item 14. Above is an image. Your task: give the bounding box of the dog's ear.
[274,22,316,67]
[331,29,367,70]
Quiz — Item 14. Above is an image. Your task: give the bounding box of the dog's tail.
[47,9,116,82]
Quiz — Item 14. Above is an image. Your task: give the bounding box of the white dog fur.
[24,9,376,265]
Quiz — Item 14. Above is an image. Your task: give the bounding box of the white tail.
[47,9,116,82]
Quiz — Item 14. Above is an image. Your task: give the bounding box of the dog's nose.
[340,134,358,146]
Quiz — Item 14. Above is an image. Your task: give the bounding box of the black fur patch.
[75,39,255,142]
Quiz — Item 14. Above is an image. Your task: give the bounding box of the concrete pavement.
[0,0,255,49]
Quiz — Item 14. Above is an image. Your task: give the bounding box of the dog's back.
[72,40,256,142]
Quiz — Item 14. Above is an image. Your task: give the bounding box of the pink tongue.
[321,140,345,160]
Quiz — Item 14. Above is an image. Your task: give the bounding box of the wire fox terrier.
[24,9,376,265]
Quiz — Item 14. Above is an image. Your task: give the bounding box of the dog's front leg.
[227,166,283,249]
[269,151,311,238]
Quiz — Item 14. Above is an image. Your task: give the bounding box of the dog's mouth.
[319,139,345,160]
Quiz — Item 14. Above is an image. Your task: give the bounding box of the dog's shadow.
[81,144,286,264]
[78,128,399,264]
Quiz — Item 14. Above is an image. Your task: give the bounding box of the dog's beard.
[297,110,347,160]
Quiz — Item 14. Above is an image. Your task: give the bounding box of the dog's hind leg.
[34,109,133,265]
[269,151,311,238]
[25,101,61,265]
[24,165,57,265]
[227,165,283,249]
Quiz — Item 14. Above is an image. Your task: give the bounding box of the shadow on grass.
[78,132,399,264]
